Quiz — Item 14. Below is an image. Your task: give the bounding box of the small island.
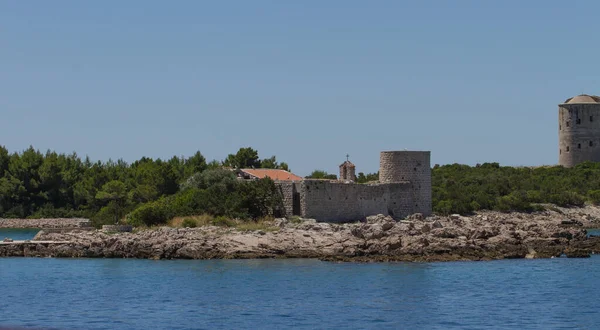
[3,135,600,261]
[1,207,600,261]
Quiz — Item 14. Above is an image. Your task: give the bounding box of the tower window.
[560,125,562,130]
[577,118,581,124]
[560,149,562,154]
[567,121,570,127]
[591,141,594,147]
[591,116,594,122]
[578,143,582,149]
[567,146,570,152]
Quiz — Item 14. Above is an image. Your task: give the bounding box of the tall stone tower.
[559,94,600,167]
[379,151,431,216]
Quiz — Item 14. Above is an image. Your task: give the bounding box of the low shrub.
[589,190,600,205]
[181,218,197,228]
[288,216,303,224]
[126,200,173,227]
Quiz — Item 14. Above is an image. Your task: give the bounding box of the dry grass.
[169,214,215,228]
[235,216,279,232]
[166,214,279,232]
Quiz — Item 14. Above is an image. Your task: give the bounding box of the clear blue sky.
[2,1,599,176]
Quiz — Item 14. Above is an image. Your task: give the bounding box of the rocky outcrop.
[2,210,600,262]
[0,218,91,228]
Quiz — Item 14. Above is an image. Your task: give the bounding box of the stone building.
[559,94,600,167]
[379,151,432,215]
[339,158,356,182]
[277,151,432,222]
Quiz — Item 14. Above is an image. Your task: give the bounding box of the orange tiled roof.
[240,169,303,181]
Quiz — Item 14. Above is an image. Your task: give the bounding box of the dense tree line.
[0,146,284,226]
[431,162,600,214]
[5,144,600,224]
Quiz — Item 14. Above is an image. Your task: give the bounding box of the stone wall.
[0,218,91,229]
[379,151,432,216]
[278,182,296,217]
[275,150,432,222]
[298,180,413,222]
[558,103,600,167]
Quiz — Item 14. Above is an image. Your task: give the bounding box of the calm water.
[587,228,600,237]
[0,228,39,241]
[1,257,599,330]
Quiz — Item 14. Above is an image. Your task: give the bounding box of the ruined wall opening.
[292,192,301,216]
[578,143,582,149]
[577,118,581,125]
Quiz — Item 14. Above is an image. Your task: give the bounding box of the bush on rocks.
[127,199,173,227]
[126,172,282,227]
[181,218,198,228]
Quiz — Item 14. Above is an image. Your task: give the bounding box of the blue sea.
[1,256,599,330]
[0,228,39,241]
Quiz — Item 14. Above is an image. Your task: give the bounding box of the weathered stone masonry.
[380,151,432,216]
[558,95,600,168]
[277,151,432,222]
[277,182,300,217]
[299,180,412,222]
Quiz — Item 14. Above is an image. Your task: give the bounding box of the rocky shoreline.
[0,218,91,229]
[2,206,600,262]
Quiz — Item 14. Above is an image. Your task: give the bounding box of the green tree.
[206,160,222,170]
[260,156,278,169]
[279,162,290,172]
[238,178,283,218]
[260,156,290,172]
[0,145,9,176]
[183,151,207,178]
[223,147,261,169]
[95,180,127,224]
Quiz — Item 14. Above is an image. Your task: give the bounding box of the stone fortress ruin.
[277,151,432,222]
[559,94,600,167]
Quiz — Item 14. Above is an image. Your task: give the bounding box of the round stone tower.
[559,94,600,167]
[379,151,431,215]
